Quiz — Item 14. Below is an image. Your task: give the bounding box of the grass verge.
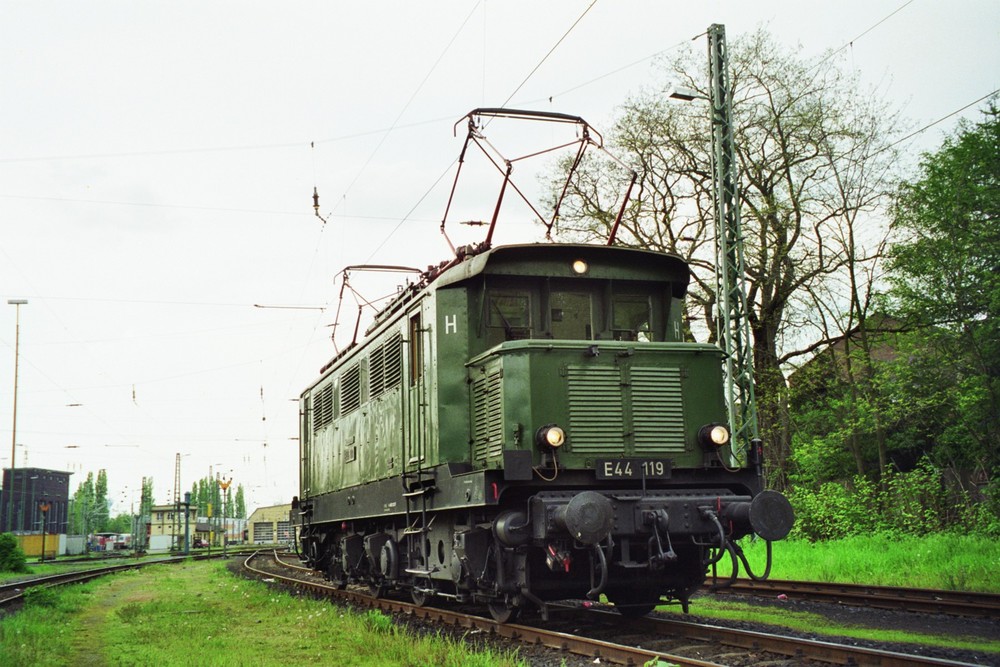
[716,533,1000,592]
[0,560,526,667]
[679,532,1000,657]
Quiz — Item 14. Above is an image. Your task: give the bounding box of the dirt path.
[66,572,157,666]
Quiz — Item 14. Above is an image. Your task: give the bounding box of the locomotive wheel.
[486,599,521,623]
[368,578,386,598]
[409,575,435,606]
[327,558,347,590]
[608,591,659,618]
[306,538,319,568]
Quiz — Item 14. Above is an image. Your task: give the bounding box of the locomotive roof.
[320,243,693,375]
[434,243,691,297]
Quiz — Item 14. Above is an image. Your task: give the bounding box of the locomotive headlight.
[698,423,730,448]
[536,424,566,449]
[571,259,589,274]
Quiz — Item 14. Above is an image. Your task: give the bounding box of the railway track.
[710,577,1000,618]
[0,560,163,613]
[0,549,258,614]
[250,550,987,667]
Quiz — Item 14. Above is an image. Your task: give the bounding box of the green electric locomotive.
[293,241,794,621]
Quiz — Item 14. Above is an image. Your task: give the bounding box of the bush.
[0,533,29,573]
[787,458,999,541]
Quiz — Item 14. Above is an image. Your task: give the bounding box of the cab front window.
[612,295,652,342]
[550,291,593,340]
[486,290,531,345]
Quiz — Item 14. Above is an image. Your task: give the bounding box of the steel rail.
[588,608,983,667]
[710,577,1000,618]
[246,550,984,667]
[0,550,251,613]
[242,550,719,667]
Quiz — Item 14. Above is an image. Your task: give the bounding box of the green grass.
[714,533,1000,592]
[3,534,997,664]
[0,561,527,667]
[666,596,1000,656]
[676,533,1000,657]
[0,581,95,665]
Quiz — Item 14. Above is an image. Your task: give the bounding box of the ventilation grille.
[471,364,504,462]
[340,364,361,415]
[632,367,686,452]
[567,366,624,452]
[370,333,402,399]
[313,385,334,434]
[567,365,686,453]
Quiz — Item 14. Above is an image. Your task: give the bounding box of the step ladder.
[402,468,437,573]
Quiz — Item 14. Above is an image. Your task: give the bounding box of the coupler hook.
[586,542,608,600]
[646,509,678,568]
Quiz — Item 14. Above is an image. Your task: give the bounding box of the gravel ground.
[235,558,1000,666]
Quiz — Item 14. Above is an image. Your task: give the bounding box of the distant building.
[0,467,71,534]
[246,504,293,544]
[146,503,198,551]
[192,517,247,547]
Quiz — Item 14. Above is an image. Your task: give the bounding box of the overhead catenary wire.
[536,35,698,106]
[363,1,603,260]
[814,0,917,70]
[876,88,1000,156]
[322,2,483,221]
[498,0,599,109]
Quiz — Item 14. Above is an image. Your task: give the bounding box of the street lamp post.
[6,299,27,533]
[183,492,191,555]
[217,477,232,557]
[38,499,50,562]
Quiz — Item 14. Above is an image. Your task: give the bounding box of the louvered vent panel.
[632,367,686,452]
[472,366,504,462]
[567,366,624,452]
[383,334,403,391]
[368,334,404,400]
[340,364,361,415]
[369,344,385,397]
[312,385,334,434]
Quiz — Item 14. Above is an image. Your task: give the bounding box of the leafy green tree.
[139,477,154,520]
[887,101,1000,474]
[189,475,233,518]
[94,469,110,532]
[70,473,96,535]
[0,532,29,573]
[789,321,928,485]
[233,485,246,520]
[190,481,201,513]
[134,477,154,550]
[106,514,132,534]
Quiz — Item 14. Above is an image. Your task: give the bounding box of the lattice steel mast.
[708,24,759,458]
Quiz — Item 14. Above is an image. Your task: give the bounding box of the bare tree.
[549,29,902,487]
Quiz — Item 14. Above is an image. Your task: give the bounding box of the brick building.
[0,467,71,534]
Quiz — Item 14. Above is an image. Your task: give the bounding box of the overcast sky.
[1,1,997,517]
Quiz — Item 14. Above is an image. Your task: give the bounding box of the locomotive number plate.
[595,458,672,480]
